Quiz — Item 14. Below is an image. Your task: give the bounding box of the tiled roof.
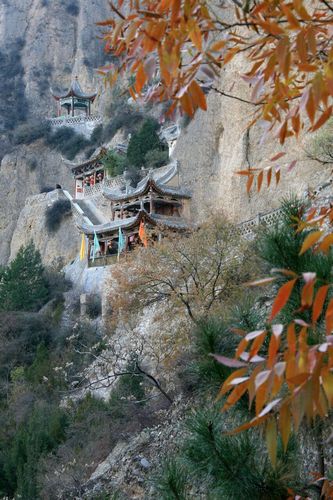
[51,77,97,101]
[102,162,191,202]
[78,209,192,235]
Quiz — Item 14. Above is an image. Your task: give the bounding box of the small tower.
[51,76,97,117]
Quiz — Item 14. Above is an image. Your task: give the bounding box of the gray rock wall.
[0,142,73,263]
[175,59,332,224]
[9,189,80,268]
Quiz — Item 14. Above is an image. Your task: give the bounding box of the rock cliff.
[174,62,332,224]
[0,0,110,264]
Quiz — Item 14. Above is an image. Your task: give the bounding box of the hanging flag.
[139,220,148,247]
[92,231,101,262]
[79,233,86,261]
[118,227,126,260]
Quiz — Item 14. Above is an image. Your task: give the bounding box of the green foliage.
[127,118,168,168]
[101,148,126,177]
[90,124,103,144]
[45,199,72,233]
[228,294,265,333]
[153,458,189,500]
[144,148,169,169]
[256,196,333,329]
[13,120,50,145]
[0,312,52,396]
[0,241,49,312]
[74,393,110,423]
[186,318,237,392]
[181,406,299,500]
[116,355,146,404]
[45,126,91,160]
[25,343,55,386]
[0,40,27,133]
[2,402,68,499]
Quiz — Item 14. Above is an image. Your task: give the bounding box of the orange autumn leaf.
[270,278,298,320]
[189,80,207,111]
[247,174,254,193]
[312,285,329,324]
[325,298,333,335]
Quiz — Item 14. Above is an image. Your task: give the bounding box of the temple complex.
[69,149,107,199]
[78,162,192,266]
[51,76,97,117]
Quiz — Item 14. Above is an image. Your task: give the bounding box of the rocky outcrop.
[9,189,80,268]
[175,61,332,224]
[0,142,74,263]
[0,0,110,119]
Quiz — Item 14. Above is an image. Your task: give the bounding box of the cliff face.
[0,142,76,263]
[1,0,331,266]
[175,59,332,224]
[0,0,109,120]
[0,0,110,264]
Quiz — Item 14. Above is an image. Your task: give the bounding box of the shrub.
[0,241,49,312]
[40,186,54,193]
[90,124,103,144]
[144,148,169,169]
[116,355,146,404]
[153,458,189,500]
[3,402,68,499]
[45,199,72,233]
[181,406,300,499]
[0,312,52,384]
[27,157,37,171]
[127,118,168,168]
[101,149,126,177]
[12,121,50,145]
[186,318,238,393]
[0,41,28,135]
[86,294,102,319]
[256,196,333,329]
[45,126,90,160]
[65,0,80,16]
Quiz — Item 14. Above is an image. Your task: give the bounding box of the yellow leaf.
[266,418,278,467]
[210,39,226,52]
[279,405,291,451]
[318,234,333,254]
[299,231,322,255]
[188,20,202,51]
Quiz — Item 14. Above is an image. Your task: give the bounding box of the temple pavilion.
[51,76,97,117]
[79,161,192,266]
[69,148,107,199]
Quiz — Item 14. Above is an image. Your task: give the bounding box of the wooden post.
[88,101,91,116]
[149,188,153,213]
[120,204,124,219]
[111,202,115,221]
[71,96,74,116]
